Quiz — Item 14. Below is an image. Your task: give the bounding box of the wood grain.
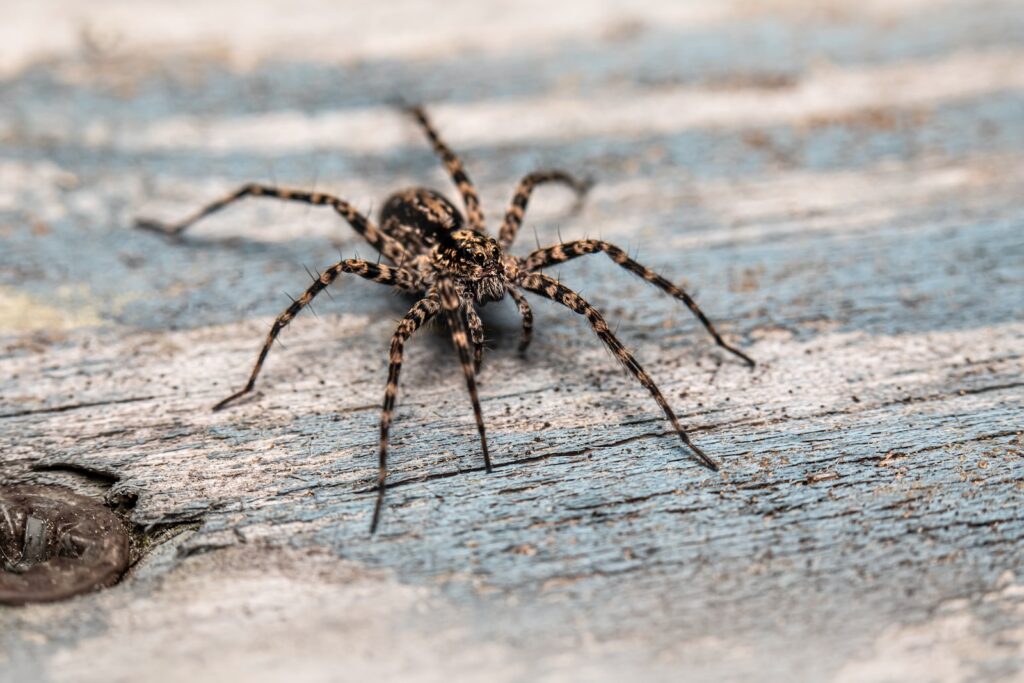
[1,1,1023,681]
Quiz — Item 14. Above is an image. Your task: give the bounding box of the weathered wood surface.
[2,1,1023,681]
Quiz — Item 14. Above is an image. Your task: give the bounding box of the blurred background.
[2,1,1023,682]
[2,0,1022,332]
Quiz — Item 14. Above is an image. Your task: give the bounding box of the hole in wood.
[0,485,130,605]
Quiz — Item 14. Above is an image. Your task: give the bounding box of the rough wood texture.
[2,1,1023,681]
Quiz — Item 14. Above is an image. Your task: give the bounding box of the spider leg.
[371,294,441,535]
[507,286,534,355]
[498,170,592,250]
[518,272,717,470]
[523,239,754,367]
[464,303,485,373]
[438,279,491,472]
[405,106,486,231]
[136,183,409,263]
[214,260,416,411]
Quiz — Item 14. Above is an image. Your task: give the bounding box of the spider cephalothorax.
[137,105,755,533]
[431,230,507,303]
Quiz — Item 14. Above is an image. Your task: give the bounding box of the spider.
[137,106,755,533]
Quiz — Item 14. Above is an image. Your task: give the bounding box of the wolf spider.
[137,106,755,533]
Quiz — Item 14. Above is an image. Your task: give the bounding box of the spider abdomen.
[380,187,464,255]
[140,105,749,533]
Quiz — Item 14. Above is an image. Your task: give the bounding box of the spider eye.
[473,252,486,264]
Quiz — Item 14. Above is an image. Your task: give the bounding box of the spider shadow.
[150,228,351,264]
[396,292,526,362]
[131,224,422,328]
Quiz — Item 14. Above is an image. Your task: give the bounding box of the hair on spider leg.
[302,263,323,286]
[139,104,753,533]
[305,265,336,302]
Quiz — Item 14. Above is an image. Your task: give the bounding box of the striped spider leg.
[516,271,719,470]
[523,239,755,367]
[137,104,755,533]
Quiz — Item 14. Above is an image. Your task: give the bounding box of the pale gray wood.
[1,1,1023,681]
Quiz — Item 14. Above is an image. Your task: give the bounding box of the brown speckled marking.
[524,239,755,367]
[210,260,415,412]
[407,106,486,232]
[372,294,442,534]
[135,183,409,263]
[498,170,591,250]
[137,105,753,532]
[519,272,719,471]
[465,304,485,371]
[506,287,534,353]
[438,278,490,477]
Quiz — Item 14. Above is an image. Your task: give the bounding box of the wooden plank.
[2,1,1023,681]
